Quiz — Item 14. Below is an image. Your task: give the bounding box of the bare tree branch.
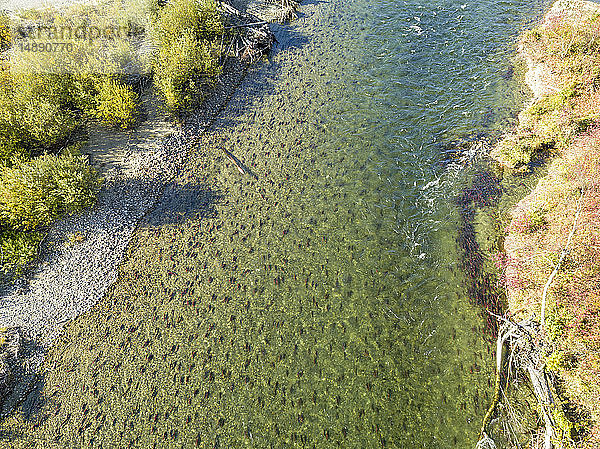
[540,188,585,328]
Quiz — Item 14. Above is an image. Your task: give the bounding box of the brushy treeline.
[0,0,226,277]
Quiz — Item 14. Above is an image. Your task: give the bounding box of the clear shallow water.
[2,0,554,447]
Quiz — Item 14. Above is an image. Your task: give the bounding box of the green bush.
[21,99,78,148]
[94,78,138,128]
[0,230,44,276]
[30,73,119,118]
[0,74,78,150]
[0,152,101,232]
[69,73,105,115]
[154,0,223,43]
[151,0,223,110]
[0,13,10,51]
[0,136,28,168]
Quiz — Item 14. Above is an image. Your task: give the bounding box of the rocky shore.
[0,58,248,416]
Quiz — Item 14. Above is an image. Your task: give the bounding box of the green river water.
[2,0,556,447]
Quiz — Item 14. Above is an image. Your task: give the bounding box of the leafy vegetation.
[0,152,100,232]
[492,10,600,169]
[0,13,10,51]
[0,0,228,276]
[0,231,44,277]
[150,0,224,111]
[0,74,77,159]
[94,78,139,129]
[509,203,547,234]
[0,151,100,276]
[0,68,103,275]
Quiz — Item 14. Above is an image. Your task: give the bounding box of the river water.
[3,0,554,447]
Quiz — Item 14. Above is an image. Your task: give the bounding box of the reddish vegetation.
[503,131,600,446]
[496,1,600,446]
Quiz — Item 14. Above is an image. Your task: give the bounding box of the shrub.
[0,12,10,51]
[68,73,104,114]
[94,78,138,128]
[491,134,540,168]
[0,152,101,232]
[493,84,589,168]
[23,74,104,115]
[0,137,28,168]
[0,74,79,150]
[20,99,78,149]
[153,0,223,43]
[151,0,223,111]
[0,230,44,276]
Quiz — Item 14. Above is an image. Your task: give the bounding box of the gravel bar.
[0,59,248,416]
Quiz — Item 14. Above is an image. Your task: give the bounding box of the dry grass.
[503,129,600,447]
[491,5,600,169]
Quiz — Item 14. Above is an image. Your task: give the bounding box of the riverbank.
[0,0,515,445]
[0,0,271,418]
[493,0,600,446]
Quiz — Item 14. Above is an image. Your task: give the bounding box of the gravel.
[0,58,248,415]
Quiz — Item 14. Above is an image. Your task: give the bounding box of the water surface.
[2,0,555,447]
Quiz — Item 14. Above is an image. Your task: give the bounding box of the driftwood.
[222,148,258,179]
[272,0,300,23]
[477,186,586,449]
[218,1,276,62]
[477,318,562,449]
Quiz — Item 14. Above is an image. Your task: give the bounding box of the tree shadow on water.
[143,182,221,228]
[0,330,47,437]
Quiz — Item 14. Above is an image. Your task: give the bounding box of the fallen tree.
[477,190,585,449]
[219,1,276,62]
[477,317,570,449]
